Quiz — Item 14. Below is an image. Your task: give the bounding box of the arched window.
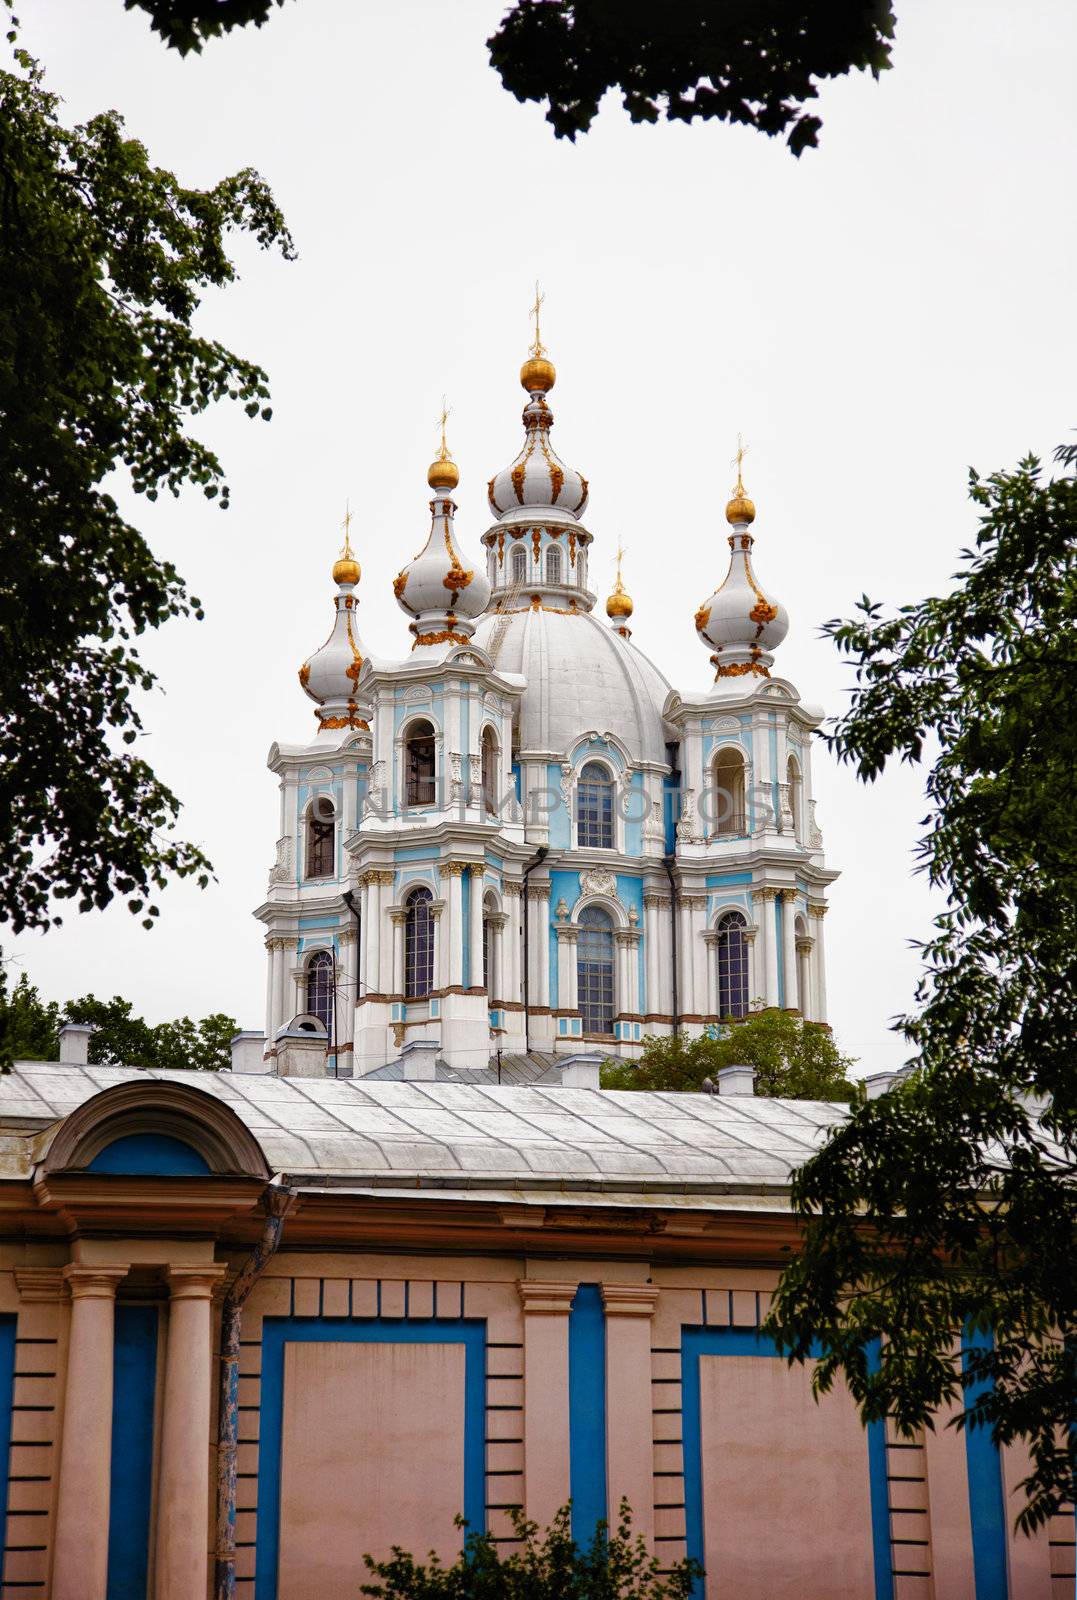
[545,544,562,585]
[306,798,335,878]
[511,546,528,585]
[713,748,746,837]
[405,720,436,807]
[305,950,334,1031]
[716,911,749,1019]
[404,887,434,999]
[577,906,615,1035]
[481,726,498,813]
[576,762,614,849]
[786,754,802,838]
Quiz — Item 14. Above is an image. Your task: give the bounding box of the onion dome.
[606,543,634,633]
[394,415,491,651]
[488,292,588,519]
[298,509,371,732]
[694,451,788,683]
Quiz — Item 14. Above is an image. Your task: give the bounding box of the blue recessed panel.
[88,1133,210,1176]
[107,1305,158,1600]
[255,1317,486,1600]
[569,1284,607,1545]
[0,1317,15,1557]
[962,1337,1008,1600]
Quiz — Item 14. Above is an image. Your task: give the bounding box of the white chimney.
[273,1021,328,1079]
[716,1064,756,1097]
[558,1052,604,1090]
[230,1032,269,1074]
[58,1024,94,1066]
[863,1070,901,1100]
[400,1039,439,1080]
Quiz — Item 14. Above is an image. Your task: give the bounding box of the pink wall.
[699,1354,875,1600]
[277,1341,467,1600]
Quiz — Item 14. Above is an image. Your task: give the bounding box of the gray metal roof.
[0,1063,847,1206]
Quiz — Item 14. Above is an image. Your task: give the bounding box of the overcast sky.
[8,1,1076,1071]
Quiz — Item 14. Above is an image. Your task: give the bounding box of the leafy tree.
[488,1,896,155]
[0,21,293,935]
[0,961,237,1070]
[360,1502,701,1600]
[765,447,1077,1531]
[601,1009,858,1101]
[124,0,895,156]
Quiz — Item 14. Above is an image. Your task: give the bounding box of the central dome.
[473,606,671,765]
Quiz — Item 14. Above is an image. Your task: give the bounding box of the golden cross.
[731,434,749,493]
[615,541,626,584]
[340,499,354,557]
[529,280,546,356]
[437,397,452,460]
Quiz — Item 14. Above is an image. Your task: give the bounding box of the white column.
[690,896,707,1012]
[280,937,298,1024]
[264,940,277,1038]
[469,865,485,989]
[448,865,464,987]
[797,938,813,1021]
[390,910,405,995]
[643,896,661,1017]
[746,930,759,1011]
[379,873,396,994]
[781,890,798,1011]
[358,875,372,997]
[757,890,779,1007]
[704,932,718,1019]
[622,931,641,1015]
[678,896,695,1014]
[529,886,550,1007]
[810,904,829,1022]
[505,888,522,1003]
[433,904,447,990]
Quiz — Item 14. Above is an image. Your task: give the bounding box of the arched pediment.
[39,1079,270,1180]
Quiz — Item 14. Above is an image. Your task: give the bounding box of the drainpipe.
[661,853,680,1041]
[215,1182,295,1600]
[521,844,548,1055]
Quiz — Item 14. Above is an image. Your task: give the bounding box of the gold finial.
[428,397,460,490]
[725,433,756,526]
[606,540,633,620]
[333,498,361,585]
[529,280,546,357]
[521,281,556,393]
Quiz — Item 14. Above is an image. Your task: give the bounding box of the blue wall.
[89,1134,210,1177]
[568,1285,608,1545]
[106,1305,158,1600]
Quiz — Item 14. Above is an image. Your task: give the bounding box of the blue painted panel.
[89,1134,210,1176]
[546,763,571,848]
[569,1285,607,1545]
[624,772,646,857]
[962,1338,1008,1600]
[0,1317,16,1559]
[866,1341,895,1600]
[681,1326,890,1600]
[255,1318,486,1600]
[768,718,779,824]
[462,868,471,989]
[775,895,786,1009]
[107,1305,158,1599]
[705,872,754,888]
[395,846,435,862]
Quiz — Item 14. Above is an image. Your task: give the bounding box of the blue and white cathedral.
[254,323,837,1075]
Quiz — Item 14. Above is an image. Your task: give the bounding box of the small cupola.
[694,440,788,684]
[298,506,371,732]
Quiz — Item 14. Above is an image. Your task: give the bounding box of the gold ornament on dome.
[427,399,460,491]
[606,542,634,620]
[694,604,711,633]
[725,434,757,525]
[298,662,311,688]
[332,501,361,586]
[393,571,408,600]
[520,280,557,392]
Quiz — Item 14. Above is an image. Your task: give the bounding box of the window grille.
[404,887,434,998]
[306,950,334,1031]
[577,905,615,1034]
[576,762,614,849]
[716,911,749,1018]
[306,807,335,878]
[406,721,436,807]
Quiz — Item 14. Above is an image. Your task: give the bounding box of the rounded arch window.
[404,886,434,999]
[716,911,749,1019]
[577,905,615,1035]
[786,753,802,837]
[481,726,498,813]
[576,761,614,849]
[305,950,334,1032]
[510,545,528,585]
[545,544,562,585]
[405,720,436,808]
[712,748,746,837]
[306,796,336,878]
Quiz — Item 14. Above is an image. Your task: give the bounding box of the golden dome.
[725,491,756,526]
[606,585,633,619]
[427,455,460,491]
[520,354,556,393]
[333,554,360,585]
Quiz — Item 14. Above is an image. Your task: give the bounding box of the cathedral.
[255,316,836,1077]
[0,324,1061,1600]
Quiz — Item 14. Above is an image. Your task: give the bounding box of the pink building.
[0,1051,1066,1599]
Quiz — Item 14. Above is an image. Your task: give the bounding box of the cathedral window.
[405,720,436,807]
[305,801,335,878]
[510,545,528,585]
[787,753,802,838]
[545,545,562,585]
[305,950,334,1031]
[716,911,749,1019]
[577,906,615,1034]
[404,886,434,998]
[712,748,746,837]
[481,727,498,813]
[576,762,614,850]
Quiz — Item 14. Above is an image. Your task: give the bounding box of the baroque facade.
[255,331,837,1075]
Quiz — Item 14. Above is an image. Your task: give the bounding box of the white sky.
[8,1,1076,1071]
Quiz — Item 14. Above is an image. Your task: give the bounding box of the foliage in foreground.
[601,1009,858,1102]
[765,446,1077,1532]
[360,1503,701,1600]
[0,23,293,934]
[0,964,236,1072]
